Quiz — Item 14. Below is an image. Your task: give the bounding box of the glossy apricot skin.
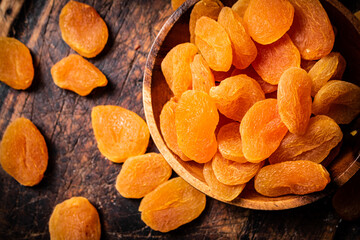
[91,105,150,163]
[0,37,34,90]
[254,160,331,197]
[59,1,108,58]
[190,54,215,94]
[51,54,107,96]
[139,177,206,233]
[288,0,335,60]
[49,197,101,240]
[0,118,48,186]
[115,153,172,199]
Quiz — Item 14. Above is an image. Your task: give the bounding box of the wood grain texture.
[0,0,359,239]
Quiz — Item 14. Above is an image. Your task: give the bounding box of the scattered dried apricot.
[190,54,215,94]
[217,122,246,163]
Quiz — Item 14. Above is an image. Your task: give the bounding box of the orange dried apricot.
[160,100,190,161]
[243,0,294,45]
[218,7,257,69]
[209,74,265,122]
[269,115,343,164]
[203,161,245,201]
[115,153,172,199]
[278,67,312,135]
[288,0,335,60]
[231,0,250,18]
[212,153,263,185]
[217,122,247,163]
[189,0,224,43]
[252,33,301,85]
[312,81,360,124]
[212,65,235,82]
[190,54,215,94]
[0,118,48,186]
[308,52,346,96]
[194,16,232,72]
[139,177,206,233]
[59,1,108,58]
[161,43,198,98]
[91,105,149,163]
[240,99,288,163]
[0,37,34,90]
[254,160,331,197]
[171,0,186,10]
[51,54,107,96]
[49,197,101,240]
[175,90,219,163]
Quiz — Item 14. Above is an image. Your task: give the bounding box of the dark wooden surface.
[0,0,359,239]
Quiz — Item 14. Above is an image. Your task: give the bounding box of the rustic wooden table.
[0,0,359,239]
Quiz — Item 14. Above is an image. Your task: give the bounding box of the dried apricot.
[0,37,34,90]
[212,65,235,82]
[161,43,198,98]
[212,153,263,185]
[0,118,48,186]
[209,74,265,122]
[160,100,190,161]
[51,54,107,96]
[240,99,288,163]
[231,0,250,18]
[190,54,215,94]
[59,1,108,58]
[254,160,331,197]
[49,197,101,240]
[115,153,172,199]
[269,115,343,164]
[217,122,246,163]
[312,81,360,124]
[218,7,257,69]
[175,90,219,163]
[288,0,335,60]
[243,0,294,45]
[91,105,149,163]
[195,16,232,72]
[139,177,206,233]
[252,34,301,85]
[189,0,224,43]
[301,59,317,72]
[309,52,346,96]
[203,161,245,201]
[278,67,312,135]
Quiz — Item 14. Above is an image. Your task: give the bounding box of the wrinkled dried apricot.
[59,1,108,58]
[243,0,294,45]
[0,37,34,90]
[189,0,224,43]
[139,177,206,233]
[252,34,301,85]
[212,153,263,185]
[217,122,247,163]
[309,52,346,96]
[91,105,149,163]
[160,100,190,161]
[312,81,360,124]
[51,54,107,96]
[278,67,312,135]
[203,161,245,201]
[171,0,186,10]
[0,118,48,186]
[240,99,288,163]
[49,197,101,240]
[288,0,335,60]
[161,43,198,98]
[190,54,215,94]
[231,0,250,18]
[195,16,232,72]
[175,90,219,163]
[254,160,331,197]
[269,115,343,164]
[218,7,257,69]
[115,153,172,199]
[209,74,265,122]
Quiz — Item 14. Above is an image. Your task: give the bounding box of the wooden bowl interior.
[143,0,360,210]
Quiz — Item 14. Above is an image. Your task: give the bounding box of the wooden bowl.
[143,0,360,210]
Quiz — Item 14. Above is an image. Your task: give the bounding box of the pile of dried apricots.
[0,0,359,237]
